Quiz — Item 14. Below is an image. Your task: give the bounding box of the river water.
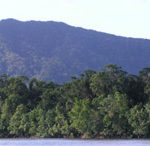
[0,139,149,146]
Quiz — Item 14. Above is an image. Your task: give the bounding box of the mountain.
[0,18,150,83]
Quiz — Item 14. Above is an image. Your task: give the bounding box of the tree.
[139,68,150,97]
[125,75,146,106]
[8,104,29,137]
[69,98,98,138]
[98,92,129,138]
[127,105,149,138]
[90,64,127,96]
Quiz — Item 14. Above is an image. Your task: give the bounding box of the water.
[0,139,150,146]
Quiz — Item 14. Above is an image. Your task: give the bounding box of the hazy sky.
[0,0,150,39]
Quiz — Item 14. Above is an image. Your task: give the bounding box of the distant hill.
[0,18,150,83]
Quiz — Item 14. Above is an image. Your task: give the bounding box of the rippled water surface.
[0,139,150,146]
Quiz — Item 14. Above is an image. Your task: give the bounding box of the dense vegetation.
[1,19,150,82]
[0,64,150,138]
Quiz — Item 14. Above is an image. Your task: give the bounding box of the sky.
[0,0,150,39]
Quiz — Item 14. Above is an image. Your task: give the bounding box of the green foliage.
[8,104,29,137]
[90,64,127,96]
[0,65,150,138]
[69,98,92,136]
[101,92,129,137]
[127,105,150,138]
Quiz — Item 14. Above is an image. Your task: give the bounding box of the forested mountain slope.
[0,19,150,82]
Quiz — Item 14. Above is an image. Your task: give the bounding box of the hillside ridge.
[0,19,150,82]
